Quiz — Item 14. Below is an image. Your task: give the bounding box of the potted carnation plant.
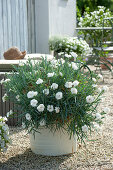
[3,57,108,156]
[49,36,91,63]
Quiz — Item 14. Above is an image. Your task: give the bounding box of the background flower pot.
[29,127,77,156]
[100,57,113,70]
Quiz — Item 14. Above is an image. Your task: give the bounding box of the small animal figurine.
[3,47,26,60]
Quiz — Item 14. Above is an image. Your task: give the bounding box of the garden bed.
[0,70,113,170]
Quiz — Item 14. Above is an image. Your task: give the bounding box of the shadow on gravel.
[0,148,72,170]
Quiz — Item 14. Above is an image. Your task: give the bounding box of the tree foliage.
[77,0,113,16]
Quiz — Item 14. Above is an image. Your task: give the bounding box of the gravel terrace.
[0,69,113,170]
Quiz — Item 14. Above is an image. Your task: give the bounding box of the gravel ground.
[0,69,113,170]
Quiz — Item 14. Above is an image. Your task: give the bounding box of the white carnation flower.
[65,54,71,58]
[3,117,8,122]
[25,113,31,121]
[55,92,63,100]
[73,46,77,50]
[16,95,20,101]
[58,52,64,56]
[51,83,58,90]
[92,78,96,82]
[65,82,73,88]
[55,107,60,113]
[71,62,78,70]
[58,58,65,64]
[51,59,57,65]
[27,91,38,98]
[2,93,8,102]
[98,74,103,81]
[96,113,101,120]
[103,107,110,114]
[37,104,45,112]
[59,43,62,47]
[30,99,38,107]
[71,88,77,94]
[36,78,43,85]
[47,72,55,77]
[59,72,63,76]
[47,105,54,112]
[73,80,79,87]
[96,87,102,93]
[86,95,94,103]
[102,86,109,92]
[70,52,78,59]
[40,119,46,126]
[43,89,49,95]
[68,63,71,67]
[82,125,88,132]
[7,110,13,118]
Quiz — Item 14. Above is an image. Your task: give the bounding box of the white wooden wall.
[0,0,28,59]
[27,0,36,53]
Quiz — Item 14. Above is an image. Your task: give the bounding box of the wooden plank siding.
[0,0,28,59]
[27,0,36,53]
[0,73,20,126]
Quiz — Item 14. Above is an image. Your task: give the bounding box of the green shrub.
[78,6,113,46]
[49,36,91,62]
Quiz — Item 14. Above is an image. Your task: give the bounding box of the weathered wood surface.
[0,73,19,126]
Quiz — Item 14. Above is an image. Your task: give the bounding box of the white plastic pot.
[29,127,77,156]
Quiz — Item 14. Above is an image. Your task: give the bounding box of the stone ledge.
[0,54,54,72]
